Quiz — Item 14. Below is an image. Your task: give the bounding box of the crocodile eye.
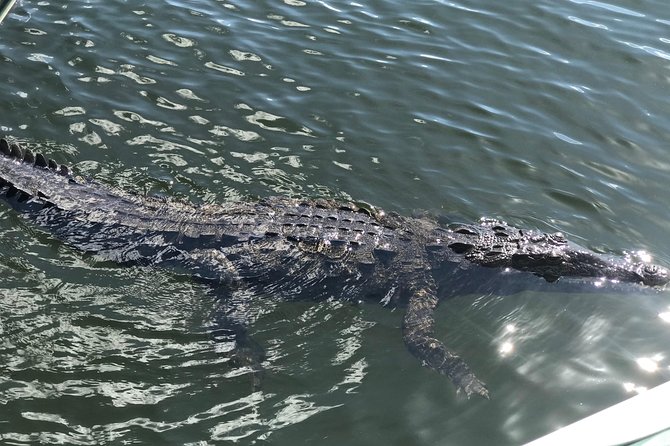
[549,232,568,245]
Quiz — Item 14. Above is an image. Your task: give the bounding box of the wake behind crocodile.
[0,137,667,398]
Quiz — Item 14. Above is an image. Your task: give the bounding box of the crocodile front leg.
[402,275,489,398]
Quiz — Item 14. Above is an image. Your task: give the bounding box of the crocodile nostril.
[643,264,659,274]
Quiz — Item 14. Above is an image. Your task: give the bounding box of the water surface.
[1,1,670,444]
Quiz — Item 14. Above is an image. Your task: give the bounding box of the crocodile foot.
[454,373,490,399]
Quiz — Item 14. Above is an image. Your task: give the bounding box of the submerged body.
[0,137,667,397]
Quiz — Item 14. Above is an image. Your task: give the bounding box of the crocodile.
[0,137,668,398]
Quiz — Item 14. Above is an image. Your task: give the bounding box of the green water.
[1,1,670,444]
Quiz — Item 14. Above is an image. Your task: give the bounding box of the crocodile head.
[432,222,669,288]
[510,233,670,287]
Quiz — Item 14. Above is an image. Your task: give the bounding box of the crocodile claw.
[456,374,490,399]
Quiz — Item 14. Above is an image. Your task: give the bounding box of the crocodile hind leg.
[182,249,266,389]
[402,275,489,398]
[209,308,265,390]
[203,287,269,391]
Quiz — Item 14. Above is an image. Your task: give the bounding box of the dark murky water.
[1,1,670,444]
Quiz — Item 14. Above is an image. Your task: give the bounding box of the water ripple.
[2,0,670,445]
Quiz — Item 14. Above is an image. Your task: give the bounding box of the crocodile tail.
[0,138,70,177]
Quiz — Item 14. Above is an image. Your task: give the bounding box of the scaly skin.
[0,137,668,398]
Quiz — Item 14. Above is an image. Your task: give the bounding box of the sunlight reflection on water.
[1,0,670,445]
